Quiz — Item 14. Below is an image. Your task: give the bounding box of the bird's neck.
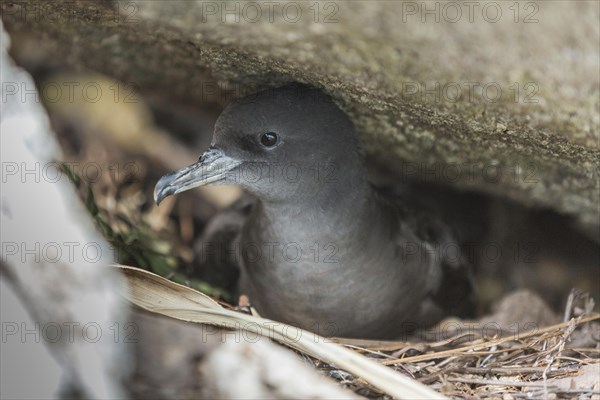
[255,169,390,243]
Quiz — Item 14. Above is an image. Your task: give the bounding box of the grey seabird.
[154,84,472,339]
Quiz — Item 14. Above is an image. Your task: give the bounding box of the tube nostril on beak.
[199,146,220,163]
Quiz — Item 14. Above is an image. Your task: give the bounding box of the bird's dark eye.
[260,132,279,147]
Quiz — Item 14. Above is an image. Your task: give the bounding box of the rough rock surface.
[2,0,599,236]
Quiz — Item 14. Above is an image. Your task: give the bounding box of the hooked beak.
[154,146,241,205]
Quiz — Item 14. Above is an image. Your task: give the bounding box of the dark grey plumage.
[155,84,473,339]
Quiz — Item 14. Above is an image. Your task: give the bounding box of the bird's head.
[154,84,364,205]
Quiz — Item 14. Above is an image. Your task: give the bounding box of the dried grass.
[327,307,599,398]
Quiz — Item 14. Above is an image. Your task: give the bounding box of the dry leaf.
[112,264,447,399]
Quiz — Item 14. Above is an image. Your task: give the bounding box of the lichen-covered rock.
[2,0,598,236]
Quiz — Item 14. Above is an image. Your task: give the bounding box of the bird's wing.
[413,210,477,318]
[192,193,256,294]
[379,185,477,322]
[414,205,476,324]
